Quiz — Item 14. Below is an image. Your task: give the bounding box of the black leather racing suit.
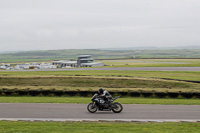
[100,90,112,104]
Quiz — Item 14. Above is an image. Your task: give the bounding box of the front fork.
[91,102,96,109]
[111,103,118,109]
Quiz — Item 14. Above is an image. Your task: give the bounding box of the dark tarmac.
[0,103,200,120]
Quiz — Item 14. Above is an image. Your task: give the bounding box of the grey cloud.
[0,0,200,51]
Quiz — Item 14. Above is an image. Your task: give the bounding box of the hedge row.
[0,90,200,99]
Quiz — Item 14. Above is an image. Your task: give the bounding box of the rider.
[99,88,112,104]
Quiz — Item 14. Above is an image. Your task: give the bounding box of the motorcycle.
[87,93,123,113]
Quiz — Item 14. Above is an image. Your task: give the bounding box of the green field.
[1,96,200,105]
[0,121,200,133]
[0,76,198,88]
[1,49,200,63]
[102,59,200,67]
[1,70,200,81]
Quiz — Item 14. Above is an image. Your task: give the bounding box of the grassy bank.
[1,76,200,98]
[1,86,199,93]
[1,76,197,89]
[1,96,200,105]
[1,70,200,99]
[0,121,200,133]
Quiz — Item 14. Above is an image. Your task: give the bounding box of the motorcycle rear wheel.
[87,103,97,113]
[111,102,123,113]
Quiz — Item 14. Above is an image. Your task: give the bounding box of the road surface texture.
[0,103,200,122]
[6,67,200,71]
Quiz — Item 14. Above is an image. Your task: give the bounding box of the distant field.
[102,59,200,67]
[1,49,200,63]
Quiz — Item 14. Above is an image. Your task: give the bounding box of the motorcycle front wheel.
[111,102,123,113]
[87,103,97,113]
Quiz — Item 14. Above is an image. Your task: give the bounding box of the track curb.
[1,118,200,123]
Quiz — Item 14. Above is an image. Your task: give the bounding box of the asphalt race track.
[0,103,200,122]
[6,67,200,71]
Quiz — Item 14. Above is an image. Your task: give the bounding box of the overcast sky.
[0,0,200,51]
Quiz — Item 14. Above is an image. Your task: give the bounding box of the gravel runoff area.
[4,67,200,71]
[0,103,200,122]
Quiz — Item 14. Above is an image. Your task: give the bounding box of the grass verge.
[0,121,200,133]
[0,96,200,105]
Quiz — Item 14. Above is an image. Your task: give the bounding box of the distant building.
[52,55,104,67]
[0,63,10,70]
[15,64,30,69]
[77,55,93,67]
[60,61,77,67]
[14,63,56,70]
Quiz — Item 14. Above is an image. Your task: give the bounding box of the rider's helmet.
[99,88,104,94]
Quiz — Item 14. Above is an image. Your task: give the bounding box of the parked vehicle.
[87,93,123,113]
